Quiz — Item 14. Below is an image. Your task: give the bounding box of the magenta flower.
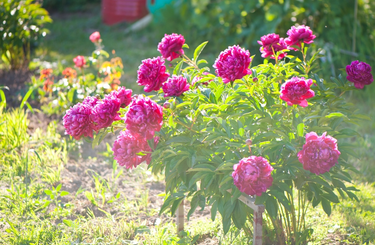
[110,86,133,108]
[89,31,101,43]
[213,45,252,84]
[63,103,95,140]
[280,77,315,107]
[137,57,170,92]
[157,33,185,61]
[232,156,274,196]
[298,132,340,175]
[285,25,316,50]
[82,96,99,108]
[257,33,288,60]
[91,96,121,130]
[162,75,190,97]
[112,130,155,169]
[192,72,213,86]
[73,55,86,68]
[346,60,373,89]
[125,95,163,140]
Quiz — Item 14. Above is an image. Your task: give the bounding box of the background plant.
[0,0,52,70]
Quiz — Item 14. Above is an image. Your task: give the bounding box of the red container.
[102,0,149,25]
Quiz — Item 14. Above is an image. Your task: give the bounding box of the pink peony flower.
[110,86,133,108]
[112,130,156,169]
[63,103,95,140]
[213,45,252,84]
[91,96,121,130]
[125,95,163,140]
[257,33,288,60]
[346,60,373,89]
[280,77,315,107]
[298,132,340,175]
[285,25,316,50]
[232,156,274,196]
[191,72,213,86]
[137,57,170,92]
[73,56,86,68]
[162,75,190,97]
[82,96,99,108]
[89,31,101,43]
[157,33,185,61]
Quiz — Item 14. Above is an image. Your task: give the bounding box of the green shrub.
[0,0,52,70]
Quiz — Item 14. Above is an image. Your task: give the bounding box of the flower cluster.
[213,45,252,84]
[232,156,274,196]
[298,132,341,175]
[280,77,315,107]
[63,86,131,139]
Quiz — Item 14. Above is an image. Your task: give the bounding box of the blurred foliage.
[155,0,375,75]
[0,0,52,70]
[41,0,100,13]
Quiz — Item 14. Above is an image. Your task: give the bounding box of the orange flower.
[62,67,77,79]
[40,68,53,80]
[43,79,54,92]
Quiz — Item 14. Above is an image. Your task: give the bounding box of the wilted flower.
[232,156,274,196]
[298,132,340,175]
[109,86,132,108]
[73,56,86,68]
[62,67,77,79]
[125,95,163,140]
[285,25,316,49]
[280,77,315,107]
[91,96,121,130]
[157,33,185,61]
[258,33,288,59]
[162,75,190,97]
[137,57,170,92]
[213,45,252,84]
[63,103,95,140]
[112,130,156,169]
[89,31,101,43]
[346,60,373,89]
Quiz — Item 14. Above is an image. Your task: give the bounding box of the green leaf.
[44,189,52,195]
[232,201,247,229]
[60,191,69,197]
[297,123,304,137]
[56,183,62,192]
[266,197,277,218]
[62,219,73,227]
[182,43,189,49]
[193,41,208,62]
[173,60,183,75]
[20,87,34,109]
[325,112,345,118]
[321,198,331,216]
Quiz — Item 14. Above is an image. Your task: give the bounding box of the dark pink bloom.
[89,31,101,43]
[213,45,252,84]
[280,77,315,107]
[298,132,340,175]
[257,33,288,60]
[82,96,99,108]
[73,56,86,68]
[346,60,373,89]
[192,72,213,86]
[63,103,95,140]
[137,57,170,92]
[162,75,190,97]
[125,95,163,140]
[110,86,133,108]
[157,33,185,61]
[232,156,273,196]
[112,130,154,169]
[285,25,316,49]
[91,96,121,130]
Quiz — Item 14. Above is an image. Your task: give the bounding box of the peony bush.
[64,28,372,244]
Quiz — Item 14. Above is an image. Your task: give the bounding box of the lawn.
[1,3,375,245]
